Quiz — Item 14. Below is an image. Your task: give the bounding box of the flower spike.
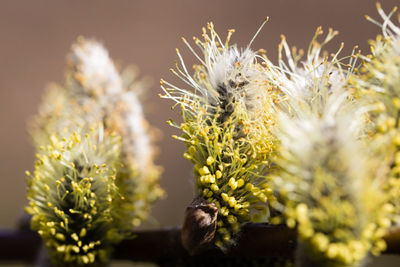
[162,22,278,252]
[269,29,388,266]
[27,37,163,266]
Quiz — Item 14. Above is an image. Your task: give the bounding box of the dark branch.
[0,224,399,264]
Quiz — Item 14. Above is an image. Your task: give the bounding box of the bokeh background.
[0,0,399,266]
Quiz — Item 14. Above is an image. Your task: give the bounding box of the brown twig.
[0,224,399,264]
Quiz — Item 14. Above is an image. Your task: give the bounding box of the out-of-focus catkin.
[26,37,164,266]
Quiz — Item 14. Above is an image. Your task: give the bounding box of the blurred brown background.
[0,0,399,265]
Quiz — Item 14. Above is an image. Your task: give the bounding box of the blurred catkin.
[267,28,390,267]
[351,3,400,227]
[26,37,163,266]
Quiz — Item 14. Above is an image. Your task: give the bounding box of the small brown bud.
[181,197,218,255]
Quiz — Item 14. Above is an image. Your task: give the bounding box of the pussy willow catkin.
[26,38,163,266]
[161,22,279,251]
[351,3,400,227]
[268,27,392,267]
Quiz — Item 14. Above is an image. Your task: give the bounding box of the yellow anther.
[73,132,81,143]
[312,233,329,252]
[199,166,210,176]
[245,183,254,191]
[132,218,141,227]
[378,218,391,228]
[258,193,267,203]
[237,179,245,188]
[211,184,219,192]
[382,203,394,213]
[80,228,87,237]
[296,203,308,223]
[228,197,236,207]
[299,223,314,238]
[208,175,216,183]
[223,234,231,241]
[234,204,242,211]
[220,206,229,216]
[183,153,192,160]
[375,240,387,252]
[88,253,95,262]
[227,215,237,224]
[287,218,296,228]
[206,156,215,165]
[374,227,387,238]
[82,255,89,264]
[251,187,260,193]
[71,233,79,241]
[386,117,396,128]
[242,202,250,208]
[393,98,400,109]
[203,188,213,198]
[188,146,196,154]
[50,135,59,146]
[72,246,80,253]
[393,133,400,145]
[221,193,229,202]
[229,178,237,190]
[56,233,65,241]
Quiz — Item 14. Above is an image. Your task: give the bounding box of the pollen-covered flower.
[270,30,389,267]
[352,3,400,226]
[161,22,278,251]
[26,127,123,266]
[27,37,163,265]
